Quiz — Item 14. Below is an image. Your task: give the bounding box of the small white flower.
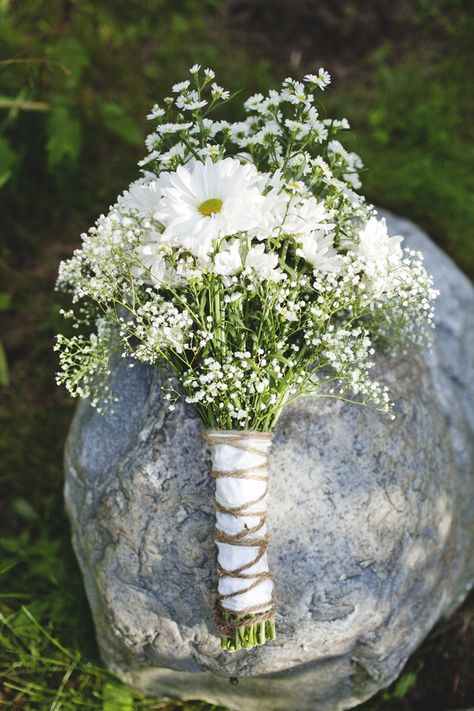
[172,80,190,93]
[310,121,328,143]
[198,144,222,159]
[280,308,299,321]
[285,119,311,140]
[176,91,207,111]
[328,139,349,161]
[258,119,281,138]
[138,149,160,167]
[192,118,223,137]
[204,67,216,79]
[304,68,331,90]
[244,93,265,111]
[155,121,193,134]
[189,64,201,74]
[158,142,186,167]
[211,83,230,100]
[285,178,307,194]
[146,104,165,120]
[343,172,362,190]
[281,79,307,105]
[324,117,350,130]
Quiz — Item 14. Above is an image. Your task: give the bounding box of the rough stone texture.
[64,211,474,711]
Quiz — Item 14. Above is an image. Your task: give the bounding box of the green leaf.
[102,681,134,711]
[99,101,143,146]
[392,669,419,698]
[0,292,11,310]
[0,340,9,386]
[47,38,89,86]
[12,498,38,522]
[0,136,18,187]
[46,103,81,169]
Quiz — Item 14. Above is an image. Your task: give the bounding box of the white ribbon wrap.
[207,431,274,616]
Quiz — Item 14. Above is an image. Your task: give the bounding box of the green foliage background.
[0,1,472,709]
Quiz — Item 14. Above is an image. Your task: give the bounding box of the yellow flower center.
[198,198,223,217]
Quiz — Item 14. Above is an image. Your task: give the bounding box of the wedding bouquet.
[55,66,437,652]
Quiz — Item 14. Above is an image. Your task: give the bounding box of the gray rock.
[64,211,474,711]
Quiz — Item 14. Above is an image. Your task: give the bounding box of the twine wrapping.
[204,429,276,637]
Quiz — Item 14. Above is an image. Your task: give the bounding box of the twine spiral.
[204,429,276,636]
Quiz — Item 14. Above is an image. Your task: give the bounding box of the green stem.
[220,612,276,652]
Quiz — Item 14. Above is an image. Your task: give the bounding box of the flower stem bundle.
[206,430,275,650]
[55,66,437,651]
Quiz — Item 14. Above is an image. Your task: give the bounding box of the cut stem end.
[219,612,276,652]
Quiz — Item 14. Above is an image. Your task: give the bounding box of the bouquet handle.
[205,430,276,651]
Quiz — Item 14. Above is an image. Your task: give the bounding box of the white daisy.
[154,158,269,257]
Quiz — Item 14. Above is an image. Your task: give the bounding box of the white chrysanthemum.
[134,234,178,287]
[214,239,242,276]
[118,179,166,216]
[135,243,167,284]
[349,217,404,294]
[354,217,403,269]
[253,169,289,240]
[297,231,340,273]
[283,196,335,237]
[245,244,280,280]
[154,158,270,258]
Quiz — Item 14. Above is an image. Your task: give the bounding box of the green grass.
[0,0,473,709]
[0,604,218,710]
